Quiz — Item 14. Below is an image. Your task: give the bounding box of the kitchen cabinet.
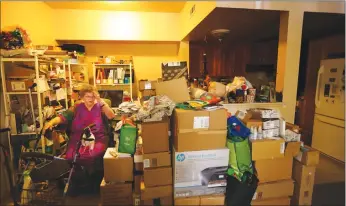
[250,40,278,65]
[189,40,278,78]
[189,43,203,78]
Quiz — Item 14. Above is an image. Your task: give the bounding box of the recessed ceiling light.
[107,1,123,4]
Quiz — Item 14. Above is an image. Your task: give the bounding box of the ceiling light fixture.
[210,29,230,42]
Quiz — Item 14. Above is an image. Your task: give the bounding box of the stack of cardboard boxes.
[239,109,301,205]
[139,119,173,205]
[172,108,229,205]
[101,148,134,205]
[138,80,157,101]
[292,145,320,205]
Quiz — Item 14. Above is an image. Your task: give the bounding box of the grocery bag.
[118,124,137,154]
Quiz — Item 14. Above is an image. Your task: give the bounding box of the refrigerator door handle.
[315,116,345,129]
[315,65,324,108]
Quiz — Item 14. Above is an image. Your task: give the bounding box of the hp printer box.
[173,148,229,198]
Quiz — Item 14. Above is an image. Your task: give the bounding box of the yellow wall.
[0,1,56,45]
[53,9,180,41]
[180,1,216,40]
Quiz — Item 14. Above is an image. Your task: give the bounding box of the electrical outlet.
[190,4,195,18]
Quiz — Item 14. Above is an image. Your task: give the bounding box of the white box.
[262,119,280,130]
[263,128,280,138]
[260,109,280,119]
[173,148,229,197]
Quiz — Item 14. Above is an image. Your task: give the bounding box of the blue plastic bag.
[227,116,250,139]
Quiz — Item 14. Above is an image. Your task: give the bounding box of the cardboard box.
[141,184,173,200]
[103,148,134,182]
[292,160,316,191]
[141,89,156,97]
[156,77,190,103]
[173,148,229,187]
[174,108,227,131]
[139,80,157,91]
[174,130,227,152]
[100,179,133,205]
[285,141,301,157]
[144,167,172,187]
[175,196,200,205]
[143,152,171,169]
[251,138,285,161]
[173,148,228,197]
[142,196,173,206]
[252,197,291,205]
[262,128,280,138]
[244,119,263,129]
[235,110,247,121]
[173,109,227,152]
[295,145,320,166]
[262,118,280,130]
[141,120,169,154]
[252,179,294,201]
[200,194,225,205]
[6,80,35,92]
[291,183,313,206]
[255,157,293,183]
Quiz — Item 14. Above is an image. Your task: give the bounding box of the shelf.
[96,84,130,86]
[1,58,35,62]
[94,64,131,66]
[70,63,87,66]
[7,92,38,95]
[12,132,37,136]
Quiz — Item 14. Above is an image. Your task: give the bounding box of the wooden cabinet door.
[189,43,203,78]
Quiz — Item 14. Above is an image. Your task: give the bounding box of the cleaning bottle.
[257,126,263,139]
[250,126,254,140]
[253,127,258,140]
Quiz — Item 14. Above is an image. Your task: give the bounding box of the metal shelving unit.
[93,63,133,101]
[0,54,71,154]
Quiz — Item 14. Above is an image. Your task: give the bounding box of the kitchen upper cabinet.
[250,40,278,65]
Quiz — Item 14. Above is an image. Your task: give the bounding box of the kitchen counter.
[222,102,286,116]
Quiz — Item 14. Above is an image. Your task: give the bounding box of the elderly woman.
[43,84,115,194]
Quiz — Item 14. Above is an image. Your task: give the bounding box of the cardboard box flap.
[295,145,320,166]
[156,78,190,103]
[285,141,301,157]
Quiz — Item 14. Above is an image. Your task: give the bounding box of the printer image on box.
[200,166,228,187]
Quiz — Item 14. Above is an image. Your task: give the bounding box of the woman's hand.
[94,92,105,106]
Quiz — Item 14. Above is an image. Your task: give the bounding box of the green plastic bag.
[227,137,253,182]
[118,124,137,154]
